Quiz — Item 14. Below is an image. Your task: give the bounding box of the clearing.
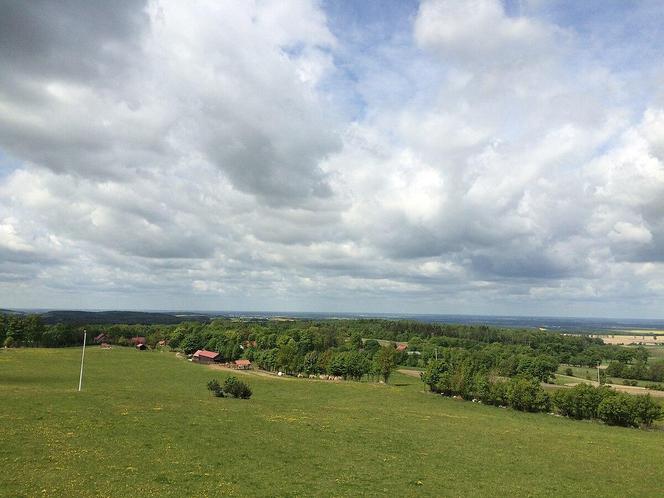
[2,347,664,497]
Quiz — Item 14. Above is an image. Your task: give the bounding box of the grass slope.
[1,348,664,497]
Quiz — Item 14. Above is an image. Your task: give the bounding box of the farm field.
[2,348,664,497]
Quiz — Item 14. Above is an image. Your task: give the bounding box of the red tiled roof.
[234,359,251,366]
[396,343,408,351]
[193,350,219,359]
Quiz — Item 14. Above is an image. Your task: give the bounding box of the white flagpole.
[78,330,87,392]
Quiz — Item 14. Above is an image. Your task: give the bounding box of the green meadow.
[2,347,664,497]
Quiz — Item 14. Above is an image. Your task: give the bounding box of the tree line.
[420,359,661,428]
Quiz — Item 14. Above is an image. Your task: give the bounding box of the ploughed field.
[2,348,664,497]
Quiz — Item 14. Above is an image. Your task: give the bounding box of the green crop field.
[2,348,664,497]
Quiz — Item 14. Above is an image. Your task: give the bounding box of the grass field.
[2,348,664,497]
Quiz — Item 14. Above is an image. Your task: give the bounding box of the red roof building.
[396,343,408,352]
[234,359,252,370]
[130,336,146,346]
[193,350,220,364]
[94,333,108,343]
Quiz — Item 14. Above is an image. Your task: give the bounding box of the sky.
[1,0,664,317]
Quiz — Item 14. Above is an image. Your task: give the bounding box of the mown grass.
[2,347,664,497]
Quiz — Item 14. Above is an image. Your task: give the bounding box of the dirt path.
[398,369,422,378]
[207,364,293,380]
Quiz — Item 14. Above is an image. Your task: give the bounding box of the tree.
[597,393,637,427]
[223,376,252,399]
[180,334,203,355]
[24,315,44,345]
[375,345,397,383]
[348,332,363,351]
[506,376,550,412]
[632,395,662,426]
[363,339,380,357]
[420,360,445,392]
[303,351,320,375]
[328,353,346,377]
[551,384,610,420]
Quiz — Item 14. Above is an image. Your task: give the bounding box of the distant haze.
[1,1,664,317]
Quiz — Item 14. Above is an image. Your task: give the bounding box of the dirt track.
[398,369,422,378]
[207,364,292,380]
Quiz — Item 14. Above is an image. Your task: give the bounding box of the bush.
[597,393,637,427]
[565,367,573,376]
[506,376,550,412]
[632,395,663,426]
[207,379,224,397]
[551,384,611,420]
[480,379,509,407]
[223,376,252,399]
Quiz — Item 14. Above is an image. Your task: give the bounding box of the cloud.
[414,0,557,67]
[1,0,664,316]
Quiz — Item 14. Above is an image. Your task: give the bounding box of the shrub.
[565,367,573,377]
[597,393,637,427]
[207,379,224,397]
[223,376,252,399]
[480,379,508,407]
[506,376,550,412]
[632,395,663,426]
[551,384,611,420]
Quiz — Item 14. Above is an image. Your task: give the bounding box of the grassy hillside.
[1,348,663,497]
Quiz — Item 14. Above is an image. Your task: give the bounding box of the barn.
[192,350,220,364]
[234,359,252,370]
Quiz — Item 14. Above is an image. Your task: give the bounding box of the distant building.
[130,337,146,346]
[396,343,408,352]
[234,359,252,370]
[136,343,146,350]
[193,350,220,364]
[94,333,108,344]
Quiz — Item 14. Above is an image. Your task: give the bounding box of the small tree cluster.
[551,384,661,427]
[223,376,252,399]
[207,377,252,399]
[421,360,550,413]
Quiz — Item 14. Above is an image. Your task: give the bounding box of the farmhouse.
[234,359,252,370]
[94,333,108,343]
[192,350,220,364]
